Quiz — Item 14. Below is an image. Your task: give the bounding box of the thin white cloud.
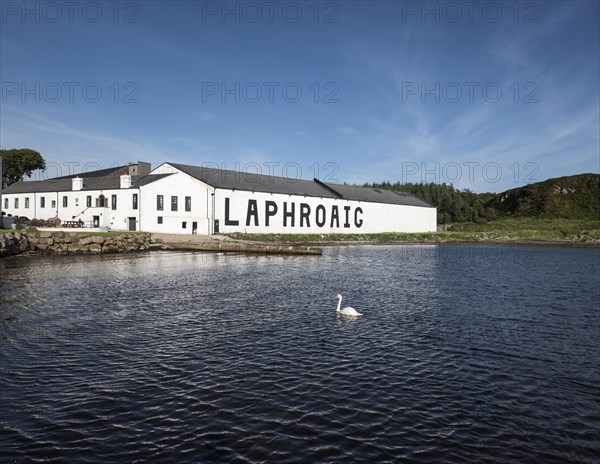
[1,105,168,170]
[336,126,358,136]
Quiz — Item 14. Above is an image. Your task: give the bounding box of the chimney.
[128,161,151,176]
[120,175,132,189]
[72,177,83,191]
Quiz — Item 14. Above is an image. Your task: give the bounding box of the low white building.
[1,162,157,231]
[1,161,437,234]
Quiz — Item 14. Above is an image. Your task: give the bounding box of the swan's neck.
[336,296,342,312]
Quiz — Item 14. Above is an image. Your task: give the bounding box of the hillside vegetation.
[235,174,600,244]
[365,173,600,224]
[487,173,600,219]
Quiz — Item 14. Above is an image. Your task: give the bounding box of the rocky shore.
[0,231,151,259]
[0,231,322,259]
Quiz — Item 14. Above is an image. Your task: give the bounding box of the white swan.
[335,294,362,316]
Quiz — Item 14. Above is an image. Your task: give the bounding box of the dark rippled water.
[1,245,599,463]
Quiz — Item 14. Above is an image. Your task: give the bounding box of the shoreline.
[228,235,600,248]
[2,230,598,260]
[150,232,600,250]
[263,239,600,248]
[0,231,323,259]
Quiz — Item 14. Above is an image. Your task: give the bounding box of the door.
[192,221,197,234]
[128,217,136,231]
[93,216,100,227]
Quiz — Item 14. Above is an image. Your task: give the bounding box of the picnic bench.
[63,220,85,228]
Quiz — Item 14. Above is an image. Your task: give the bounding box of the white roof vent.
[72,177,83,191]
[120,175,132,189]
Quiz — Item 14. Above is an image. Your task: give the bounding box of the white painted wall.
[3,193,41,219]
[103,189,140,231]
[0,155,3,218]
[139,172,211,234]
[149,164,436,234]
[2,189,142,231]
[3,164,437,234]
[214,189,436,234]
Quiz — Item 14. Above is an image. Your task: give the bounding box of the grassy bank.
[229,218,600,244]
[446,218,600,241]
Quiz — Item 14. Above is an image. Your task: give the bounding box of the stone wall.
[0,231,151,259]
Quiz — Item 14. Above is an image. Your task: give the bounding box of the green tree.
[1,149,46,187]
[363,180,500,224]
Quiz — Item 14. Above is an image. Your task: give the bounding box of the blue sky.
[1,0,598,192]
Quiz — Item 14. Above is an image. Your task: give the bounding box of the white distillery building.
[1,161,437,234]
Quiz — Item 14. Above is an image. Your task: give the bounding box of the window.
[185,196,191,212]
[51,200,56,208]
[157,195,164,211]
[111,195,117,210]
[182,221,187,229]
[133,193,138,210]
[157,216,163,224]
[86,195,92,207]
[171,196,178,211]
[63,196,68,207]
[40,197,45,208]
[14,198,19,208]
[25,197,30,208]
[96,195,106,208]
[4,198,9,209]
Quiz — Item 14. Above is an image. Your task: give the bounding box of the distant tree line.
[364,181,498,224]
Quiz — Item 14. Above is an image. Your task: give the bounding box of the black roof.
[4,160,434,209]
[324,183,432,208]
[168,163,333,197]
[3,174,172,194]
[53,165,130,179]
[167,162,433,208]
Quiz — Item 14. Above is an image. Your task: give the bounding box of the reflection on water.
[1,245,599,463]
